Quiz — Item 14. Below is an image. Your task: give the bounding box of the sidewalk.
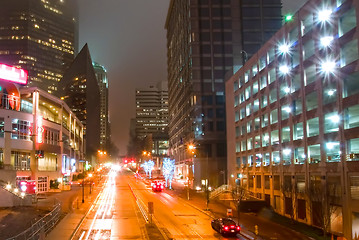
[45,182,103,240]
[167,182,313,240]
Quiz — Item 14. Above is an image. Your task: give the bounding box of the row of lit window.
[236,137,359,168]
[235,70,359,123]
[233,5,357,94]
[236,102,359,139]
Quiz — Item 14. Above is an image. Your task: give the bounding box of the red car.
[151,180,164,192]
[211,218,241,236]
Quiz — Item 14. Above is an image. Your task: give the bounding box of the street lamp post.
[187,144,195,200]
[88,173,93,194]
[82,179,85,203]
[205,151,209,210]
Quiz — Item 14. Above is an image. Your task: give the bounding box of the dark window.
[211,8,221,17]
[213,32,223,41]
[297,199,306,220]
[207,108,214,117]
[200,32,210,41]
[208,121,213,131]
[216,108,225,118]
[200,44,211,54]
[223,20,232,29]
[214,57,224,65]
[202,95,213,105]
[212,20,222,29]
[216,95,225,104]
[200,20,210,29]
[201,57,211,66]
[201,70,212,79]
[222,8,231,17]
[224,32,232,41]
[243,20,261,29]
[256,175,261,188]
[273,175,280,190]
[200,8,209,17]
[213,45,223,54]
[262,7,281,17]
[216,143,226,157]
[285,197,293,215]
[242,7,261,17]
[216,121,225,131]
[214,70,225,78]
[263,20,282,29]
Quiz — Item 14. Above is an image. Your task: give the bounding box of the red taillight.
[230,225,235,229]
[223,226,229,231]
[236,226,241,231]
[161,185,164,189]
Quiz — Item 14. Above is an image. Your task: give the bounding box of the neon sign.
[0,63,28,85]
[36,116,44,143]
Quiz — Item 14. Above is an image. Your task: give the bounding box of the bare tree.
[282,175,296,222]
[307,176,341,239]
[231,185,247,224]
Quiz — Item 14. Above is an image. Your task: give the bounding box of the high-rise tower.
[93,62,110,151]
[0,0,77,94]
[59,44,100,160]
[165,0,282,187]
[135,81,169,139]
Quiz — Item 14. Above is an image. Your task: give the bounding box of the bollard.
[255,225,259,236]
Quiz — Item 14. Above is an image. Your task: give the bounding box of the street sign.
[148,202,154,214]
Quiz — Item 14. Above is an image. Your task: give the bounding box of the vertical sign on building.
[36,116,44,143]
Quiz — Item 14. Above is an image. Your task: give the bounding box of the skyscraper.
[165,0,282,187]
[135,81,168,139]
[93,62,110,151]
[0,0,77,94]
[59,44,100,160]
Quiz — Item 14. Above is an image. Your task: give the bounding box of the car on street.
[211,218,240,236]
[151,180,164,192]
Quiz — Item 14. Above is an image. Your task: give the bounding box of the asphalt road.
[71,168,147,240]
[68,168,311,240]
[129,170,245,240]
[71,168,244,240]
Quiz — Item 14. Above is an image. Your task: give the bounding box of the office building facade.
[59,44,100,161]
[135,81,168,139]
[165,0,282,188]
[226,0,358,238]
[0,0,77,94]
[93,62,110,151]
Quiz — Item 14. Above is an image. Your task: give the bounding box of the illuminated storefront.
[0,63,85,193]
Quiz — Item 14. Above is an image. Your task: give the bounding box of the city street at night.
[0,0,358,239]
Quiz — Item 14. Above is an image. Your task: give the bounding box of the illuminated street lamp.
[284,14,293,22]
[186,144,196,200]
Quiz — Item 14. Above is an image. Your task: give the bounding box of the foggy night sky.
[77,0,307,156]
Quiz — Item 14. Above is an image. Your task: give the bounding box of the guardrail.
[6,203,62,240]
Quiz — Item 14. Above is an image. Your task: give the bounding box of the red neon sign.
[0,63,28,85]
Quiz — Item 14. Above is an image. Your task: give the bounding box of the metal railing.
[6,203,62,240]
[210,184,232,199]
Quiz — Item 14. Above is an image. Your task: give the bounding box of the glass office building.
[226,0,358,238]
[0,0,77,94]
[166,0,282,188]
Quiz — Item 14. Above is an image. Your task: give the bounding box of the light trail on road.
[78,169,116,240]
